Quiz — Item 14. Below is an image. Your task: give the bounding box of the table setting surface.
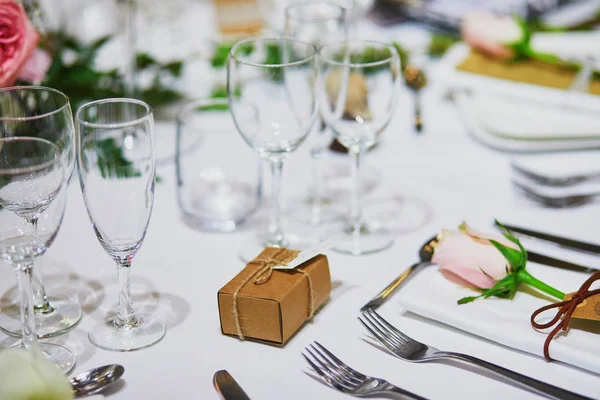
[1,9,600,400]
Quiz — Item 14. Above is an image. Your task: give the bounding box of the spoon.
[361,236,438,311]
[70,364,125,398]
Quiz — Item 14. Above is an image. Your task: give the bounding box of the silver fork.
[303,341,427,399]
[514,181,599,208]
[358,309,592,400]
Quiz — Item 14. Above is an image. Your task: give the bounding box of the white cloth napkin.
[396,265,600,375]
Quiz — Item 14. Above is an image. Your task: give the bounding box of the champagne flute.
[0,136,75,373]
[318,40,401,255]
[227,37,319,261]
[77,98,165,351]
[285,2,348,225]
[0,86,82,339]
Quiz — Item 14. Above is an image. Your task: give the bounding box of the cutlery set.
[512,162,600,208]
[304,224,598,399]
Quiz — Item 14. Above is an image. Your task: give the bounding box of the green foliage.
[428,33,459,57]
[211,41,254,68]
[42,33,184,112]
[94,138,141,179]
[263,43,284,82]
[196,86,242,111]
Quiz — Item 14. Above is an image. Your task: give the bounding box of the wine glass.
[76,98,165,351]
[285,2,348,225]
[0,86,82,340]
[227,37,319,261]
[0,136,75,373]
[318,40,401,255]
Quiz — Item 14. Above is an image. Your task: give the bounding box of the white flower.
[0,347,73,400]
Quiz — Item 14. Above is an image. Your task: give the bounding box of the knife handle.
[361,261,429,311]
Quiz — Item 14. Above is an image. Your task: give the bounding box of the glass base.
[332,225,394,256]
[11,343,76,374]
[287,196,342,225]
[237,232,320,263]
[89,317,166,352]
[0,299,82,339]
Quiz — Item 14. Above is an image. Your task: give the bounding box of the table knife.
[499,223,600,256]
[213,370,251,400]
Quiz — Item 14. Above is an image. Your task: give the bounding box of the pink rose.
[461,12,524,60]
[432,223,516,289]
[0,0,40,87]
[18,48,51,83]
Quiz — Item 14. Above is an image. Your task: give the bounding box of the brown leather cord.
[530,271,600,361]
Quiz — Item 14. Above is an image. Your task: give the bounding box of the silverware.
[360,236,437,311]
[526,250,595,273]
[514,181,599,208]
[511,163,600,187]
[70,364,124,398]
[359,309,592,400]
[303,341,427,399]
[404,65,427,133]
[499,222,600,256]
[213,370,251,400]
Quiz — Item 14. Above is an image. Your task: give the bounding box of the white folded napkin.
[396,265,600,375]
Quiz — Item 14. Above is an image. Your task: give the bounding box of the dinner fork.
[358,309,592,400]
[511,163,600,187]
[303,341,427,399]
[514,181,598,208]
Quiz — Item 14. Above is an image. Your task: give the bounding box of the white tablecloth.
[1,14,600,400]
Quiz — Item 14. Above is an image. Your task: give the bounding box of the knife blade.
[527,250,596,274]
[501,223,600,256]
[213,370,251,400]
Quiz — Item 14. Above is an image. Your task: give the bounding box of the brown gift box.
[218,248,331,345]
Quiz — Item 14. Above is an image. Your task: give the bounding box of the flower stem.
[517,269,565,300]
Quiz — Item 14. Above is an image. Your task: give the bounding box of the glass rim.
[229,36,318,69]
[0,136,59,176]
[284,2,346,22]
[76,98,153,129]
[318,40,399,68]
[0,85,71,122]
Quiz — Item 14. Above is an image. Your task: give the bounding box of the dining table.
[1,8,600,399]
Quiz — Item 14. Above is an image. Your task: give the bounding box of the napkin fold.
[396,265,600,375]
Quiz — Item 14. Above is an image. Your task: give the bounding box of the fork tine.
[361,310,406,346]
[305,347,356,390]
[313,341,366,380]
[308,345,362,386]
[303,353,350,393]
[358,313,405,355]
[367,309,413,343]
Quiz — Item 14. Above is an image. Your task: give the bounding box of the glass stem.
[349,148,362,235]
[267,159,285,247]
[115,260,139,329]
[15,261,37,350]
[310,148,324,225]
[27,218,52,313]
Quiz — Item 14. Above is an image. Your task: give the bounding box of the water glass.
[176,98,261,232]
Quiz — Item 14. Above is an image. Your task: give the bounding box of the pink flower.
[0,0,40,87]
[18,48,51,83]
[432,223,516,289]
[461,12,523,60]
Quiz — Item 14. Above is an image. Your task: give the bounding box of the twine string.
[531,271,600,361]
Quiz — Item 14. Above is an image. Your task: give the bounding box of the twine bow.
[531,270,600,361]
[232,248,315,340]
